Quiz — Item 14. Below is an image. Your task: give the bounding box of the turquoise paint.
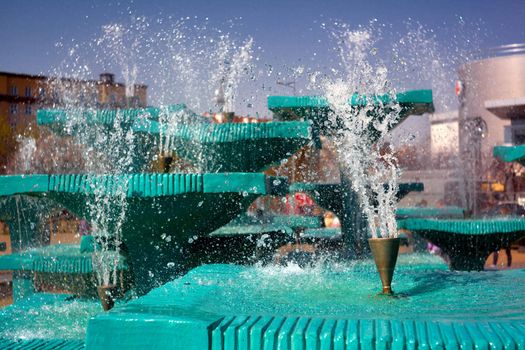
[494,144,525,164]
[399,218,525,270]
[85,261,525,349]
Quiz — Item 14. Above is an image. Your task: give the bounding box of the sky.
[1,0,525,118]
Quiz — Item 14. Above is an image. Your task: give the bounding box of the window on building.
[25,104,32,115]
[10,86,18,96]
[25,86,32,97]
[10,104,18,115]
[38,87,46,98]
[512,128,525,145]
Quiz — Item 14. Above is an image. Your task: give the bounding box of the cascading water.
[320,26,401,239]
[213,36,254,113]
[36,18,258,290]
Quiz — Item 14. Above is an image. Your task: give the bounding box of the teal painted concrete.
[396,207,465,219]
[37,105,313,173]
[85,260,525,349]
[494,144,525,164]
[0,244,125,274]
[267,90,433,110]
[268,90,434,143]
[36,103,204,131]
[134,119,313,172]
[0,173,287,295]
[399,218,525,270]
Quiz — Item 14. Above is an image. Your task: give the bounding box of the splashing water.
[15,137,36,174]
[322,26,401,239]
[85,112,136,286]
[98,18,148,100]
[213,36,254,112]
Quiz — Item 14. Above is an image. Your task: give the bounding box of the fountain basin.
[37,106,314,173]
[0,173,287,295]
[268,90,434,142]
[399,218,525,270]
[494,144,525,165]
[0,293,102,348]
[85,257,525,349]
[133,119,314,172]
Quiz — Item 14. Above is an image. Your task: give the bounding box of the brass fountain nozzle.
[97,285,118,311]
[368,237,400,295]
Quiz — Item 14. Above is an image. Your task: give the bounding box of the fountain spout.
[97,285,118,311]
[368,237,400,295]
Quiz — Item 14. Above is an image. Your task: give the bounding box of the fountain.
[1,19,524,350]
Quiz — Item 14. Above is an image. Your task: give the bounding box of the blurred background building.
[458,44,525,213]
[0,72,147,132]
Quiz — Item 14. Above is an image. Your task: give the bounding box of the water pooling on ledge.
[100,254,524,322]
[85,255,525,349]
[0,294,102,341]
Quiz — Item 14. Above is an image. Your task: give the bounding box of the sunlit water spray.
[320,26,401,239]
[35,18,257,286]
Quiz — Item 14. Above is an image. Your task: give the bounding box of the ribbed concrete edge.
[398,218,525,234]
[209,316,525,350]
[0,173,285,198]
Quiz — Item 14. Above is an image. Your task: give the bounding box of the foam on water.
[0,296,102,340]
[188,256,525,321]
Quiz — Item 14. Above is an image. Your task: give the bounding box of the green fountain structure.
[269,90,434,256]
[2,89,525,349]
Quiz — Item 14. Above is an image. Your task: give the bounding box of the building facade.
[458,45,525,212]
[0,72,147,132]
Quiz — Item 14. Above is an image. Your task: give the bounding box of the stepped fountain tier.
[269,90,434,256]
[0,173,287,295]
[268,90,434,140]
[85,260,525,350]
[494,144,525,165]
[289,182,424,216]
[0,240,127,300]
[37,104,314,173]
[399,218,525,270]
[395,206,465,219]
[0,196,58,252]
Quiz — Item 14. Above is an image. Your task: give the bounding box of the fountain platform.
[268,90,434,142]
[399,218,525,270]
[37,106,314,173]
[396,207,465,219]
[493,144,525,165]
[0,173,287,295]
[0,242,127,299]
[290,182,424,217]
[85,258,525,350]
[134,119,314,172]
